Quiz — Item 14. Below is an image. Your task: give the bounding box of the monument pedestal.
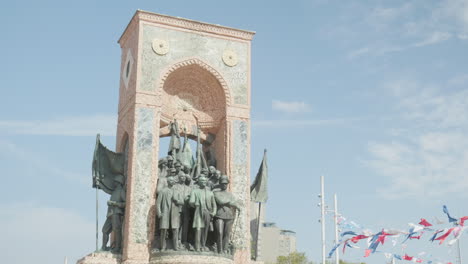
[77,252,264,264]
[77,252,121,264]
[150,252,233,264]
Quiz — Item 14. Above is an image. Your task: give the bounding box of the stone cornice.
[119,10,256,44]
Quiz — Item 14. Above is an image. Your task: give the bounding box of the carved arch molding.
[158,58,230,137]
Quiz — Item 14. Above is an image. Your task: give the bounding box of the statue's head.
[215,170,221,180]
[167,155,174,165]
[178,172,186,183]
[184,173,192,183]
[174,162,181,170]
[167,176,176,187]
[209,166,216,174]
[198,176,208,188]
[169,168,177,176]
[219,175,229,190]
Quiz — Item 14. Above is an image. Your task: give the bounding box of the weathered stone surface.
[230,120,250,250]
[150,254,234,264]
[77,252,121,264]
[131,107,155,244]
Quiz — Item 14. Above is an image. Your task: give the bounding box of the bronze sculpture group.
[94,120,241,256]
[155,120,240,254]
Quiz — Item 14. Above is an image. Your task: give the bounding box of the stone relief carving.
[152,39,169,55]
[222,50,238,67]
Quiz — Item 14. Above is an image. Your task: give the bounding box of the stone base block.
[77,252,122,264]
[150,253,234,264]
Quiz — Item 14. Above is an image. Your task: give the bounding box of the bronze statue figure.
[213,175,240,254]
[101,174,126,253]
[157,176,183,251]
[168,120,181,159]
[174,172,193,248]
[189,176,217,251]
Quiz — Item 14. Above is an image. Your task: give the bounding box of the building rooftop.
[280,230,296,236]
[119,10,256,44]
[263,222,277,227]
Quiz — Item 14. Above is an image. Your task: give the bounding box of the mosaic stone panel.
[231,120,249,249]
[131,107,155,243]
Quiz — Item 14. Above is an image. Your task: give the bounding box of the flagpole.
[96,182,99,251]
[456,232,462,264]
[256,202,262,260]
[95,134,100,252]
[334,194,339,264]
[320,175,326,264]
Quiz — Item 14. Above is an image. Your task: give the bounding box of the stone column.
[121,105,160,264]
[228,118,251,263]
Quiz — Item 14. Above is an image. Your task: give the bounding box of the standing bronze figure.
[189,176,217,251]
[213,175,240,254]
[101,174,126,253]
[157,176,183,251]
[174,172,193,248]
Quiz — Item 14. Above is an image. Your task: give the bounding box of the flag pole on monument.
[92,134,101,252]
[250,149,268,261]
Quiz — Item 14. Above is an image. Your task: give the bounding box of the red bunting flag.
[434,228,454,244]
[403,254,413,261]
[350,235,368,243]
[460,216,468,226]
[419,218,432,227]
[364,249,372,257]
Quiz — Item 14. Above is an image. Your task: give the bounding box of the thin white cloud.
[458,33,468,39]
[344,1,460,59]
[0,202,94,264]
[347,47,370,59]
[367,3,413,25]
[437,0,468,32]
[0,114,117,136]
[352,31,452,58]
[272,100,311,113]
[411,32,452,47]
[253,117,360,127]
[366,133,468,199]
[364,78,468,199]
[448,73,468,86]
[0,139,89,184]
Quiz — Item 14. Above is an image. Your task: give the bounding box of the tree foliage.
[339,260,366,264]
[276,252,314,264]
[275,252,365,264]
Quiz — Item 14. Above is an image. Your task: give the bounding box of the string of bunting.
[327,205,467,264]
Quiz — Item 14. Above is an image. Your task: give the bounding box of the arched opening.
[159,60,229,135]
[158,60,229,173]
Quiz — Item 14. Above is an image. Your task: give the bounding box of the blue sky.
[1,0,468,263]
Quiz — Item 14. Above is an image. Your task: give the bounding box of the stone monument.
[77,10,255,264]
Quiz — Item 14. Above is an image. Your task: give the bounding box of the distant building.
[278,229,296,258]
[250,201,297,263]
[260,222,297,263]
